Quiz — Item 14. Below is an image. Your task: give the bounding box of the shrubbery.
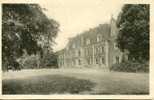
[110,61,149,73]
[21,55,39,69]
[18,54,58,69]
[40,53,58,68]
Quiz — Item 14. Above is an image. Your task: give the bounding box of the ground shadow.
[2,74,95,94]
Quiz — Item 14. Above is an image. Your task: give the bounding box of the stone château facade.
[57,18,124,70]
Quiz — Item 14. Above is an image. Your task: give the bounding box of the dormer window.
[72,44,76,48]
[86,38,90,45]
[114,43,118,50]
[96,35,101,42]
[66,46,69,50]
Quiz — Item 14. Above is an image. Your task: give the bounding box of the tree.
[2,4,59,71]
[116,4,149,62]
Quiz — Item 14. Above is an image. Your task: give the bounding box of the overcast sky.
[39,0,124,51]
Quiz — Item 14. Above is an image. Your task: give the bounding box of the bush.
[110,61,149,73]
[40,53,58,68]
[19,55,39,69]
[18,54,58,69]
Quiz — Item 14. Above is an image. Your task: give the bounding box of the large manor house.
[57,18,126,69]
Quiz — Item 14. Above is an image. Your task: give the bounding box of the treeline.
[110,61,149,73]
[2,4,59,71]
[111,4,149,72]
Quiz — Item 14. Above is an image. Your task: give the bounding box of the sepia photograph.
[2,0,149,95]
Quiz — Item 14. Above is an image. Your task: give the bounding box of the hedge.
[110,61,149,73]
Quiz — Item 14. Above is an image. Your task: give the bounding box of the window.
[86,39,90,45]
[96,58,99,64]
[116,56,120,64]
[90,58,93,64]
[87,59,90,65]
[76,59,78,65]
[114,43,118,50]
[75,50,79,56]
[88,49,91,55]
[78,50,81,56]
[73,60,76,65]
[78,59,81,65]
[94,47,97,54]
[66,46,69,50]
[62,60,64,65]
[87,58,92,65]
[72,50,75,56]
[86,48,90,56]
[97,35,101,42]
[101,47,104,53]
[101,57,105,64]
[72,44,76,48]
[96,47,100,53]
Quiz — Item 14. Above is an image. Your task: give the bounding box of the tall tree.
[2,4,59,71]
[116,4,149,62]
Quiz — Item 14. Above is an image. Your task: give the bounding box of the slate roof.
[66,23,111,49]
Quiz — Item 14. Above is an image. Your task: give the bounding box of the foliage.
[40,53,58,68]
[110,61,149,72]
[18,54,39,69]
[2,4,59,71]
[3,75,95,94]
[18,53,58,69]
[116,4,149,61]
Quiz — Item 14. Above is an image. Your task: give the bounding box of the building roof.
[65,23,111,49]
[56,17,118,55]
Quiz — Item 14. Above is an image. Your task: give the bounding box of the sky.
[39,0,124,51]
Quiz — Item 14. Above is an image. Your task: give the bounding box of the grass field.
[2,68,149,94]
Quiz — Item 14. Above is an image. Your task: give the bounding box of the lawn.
[2,68,149,94]
[3,75,94,94]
